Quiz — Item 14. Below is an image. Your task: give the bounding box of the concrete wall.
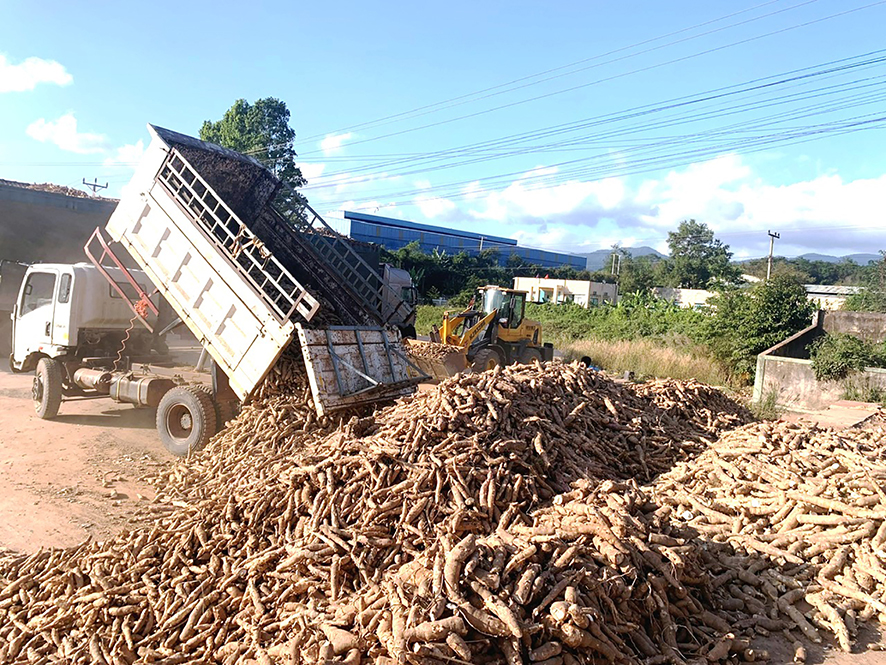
[821,310,886,342]
[0,183,118,359]
[754,356,886,411]
[752,310,886,409]
[0,182,117,265]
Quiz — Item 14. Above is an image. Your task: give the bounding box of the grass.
[560,338,727,386]
[842,379,886,405]
[415,305,447,336]
[749,388,782,420]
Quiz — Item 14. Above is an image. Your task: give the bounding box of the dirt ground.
[0,363,172,553]
[0,362,884,662]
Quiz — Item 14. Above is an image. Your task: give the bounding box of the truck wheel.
[33,357,63,419]
[519,348,544,365]
[156,386,217,457]
[471,347,503,372]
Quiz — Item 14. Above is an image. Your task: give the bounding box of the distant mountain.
[736,252,882,265]
[580,246,666,271]
[797,252,881,265]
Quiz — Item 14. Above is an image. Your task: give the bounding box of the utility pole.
[82,178,108,195]
[766,230,780,280]
[610,252,621,277]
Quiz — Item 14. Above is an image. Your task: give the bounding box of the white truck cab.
[9,262,158,373]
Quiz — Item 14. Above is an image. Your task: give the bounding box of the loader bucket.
[404,339,469,380]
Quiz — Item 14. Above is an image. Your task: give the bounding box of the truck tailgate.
[297,325,425,415]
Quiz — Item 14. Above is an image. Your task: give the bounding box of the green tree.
[663,220,741,288]
[200,98,307,216]
[703,275,815,381]
[843,251,886,312]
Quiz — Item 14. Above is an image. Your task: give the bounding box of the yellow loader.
[406,285,554,379]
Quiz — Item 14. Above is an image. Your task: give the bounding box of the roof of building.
[804,284,863,296]
[344,210,517,246]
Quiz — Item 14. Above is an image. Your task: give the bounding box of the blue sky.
[1,0,885,259]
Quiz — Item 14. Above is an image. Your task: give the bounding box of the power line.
[311,110,886,210]
[285,0,886,159]
[292,0,804,142]
[302,55,886,190]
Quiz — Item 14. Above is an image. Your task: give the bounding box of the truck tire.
[519,347,544,365]
[33,357,63,420]
[471,346,504,372]
[156,386,217,457]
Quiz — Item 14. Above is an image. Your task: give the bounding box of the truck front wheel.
[156,386,217,457]
[33,357,63,419]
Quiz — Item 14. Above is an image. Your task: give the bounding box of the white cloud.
[468,166,623,223]
[297,162,326,182]
[319,132,353,155]
[103,140,145,166]
[414,194,456,219]
[0,54,72,93]
[26,113,109,154]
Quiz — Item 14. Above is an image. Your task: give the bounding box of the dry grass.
[561,338,727,386]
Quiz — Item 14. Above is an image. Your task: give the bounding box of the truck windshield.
[401,287,417,305]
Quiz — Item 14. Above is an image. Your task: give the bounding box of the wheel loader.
[407,285,554,379]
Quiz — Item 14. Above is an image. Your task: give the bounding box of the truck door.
[51,271,74,347]
[12,270,58,366]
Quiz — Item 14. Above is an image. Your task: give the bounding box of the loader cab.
[479,286,526,329]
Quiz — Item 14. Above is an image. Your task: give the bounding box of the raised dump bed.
[105,124,423,412]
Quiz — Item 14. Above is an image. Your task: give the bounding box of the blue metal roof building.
[344,211,585,270]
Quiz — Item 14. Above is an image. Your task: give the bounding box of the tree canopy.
[663,220,740,288]
[200,98,307,216]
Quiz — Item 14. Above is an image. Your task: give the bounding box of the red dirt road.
[0,365,168,553]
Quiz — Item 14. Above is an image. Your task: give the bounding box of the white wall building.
[653,287,714,309]
[804,284,861,310]
[513,277,618,307]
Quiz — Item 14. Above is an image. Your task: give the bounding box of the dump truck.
[407,285,554,379]
[9,124,425,455]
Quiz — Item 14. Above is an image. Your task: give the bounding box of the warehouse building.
[343,211,585,270]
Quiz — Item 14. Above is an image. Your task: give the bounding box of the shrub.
[702,275,815,382]
[809,333,886,381]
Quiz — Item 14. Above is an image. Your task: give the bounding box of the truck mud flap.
[296,325,427,416]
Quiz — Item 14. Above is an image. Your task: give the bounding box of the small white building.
[804,284,861,310]
[653,287,714,309]
[513,277,618,307]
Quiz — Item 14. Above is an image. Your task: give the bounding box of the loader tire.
[519,347,544,365]
[156,385,217,457]
[33,357,63,420]
[471,347,503,373]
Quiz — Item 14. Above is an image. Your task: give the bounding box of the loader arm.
[457,310,497,348]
